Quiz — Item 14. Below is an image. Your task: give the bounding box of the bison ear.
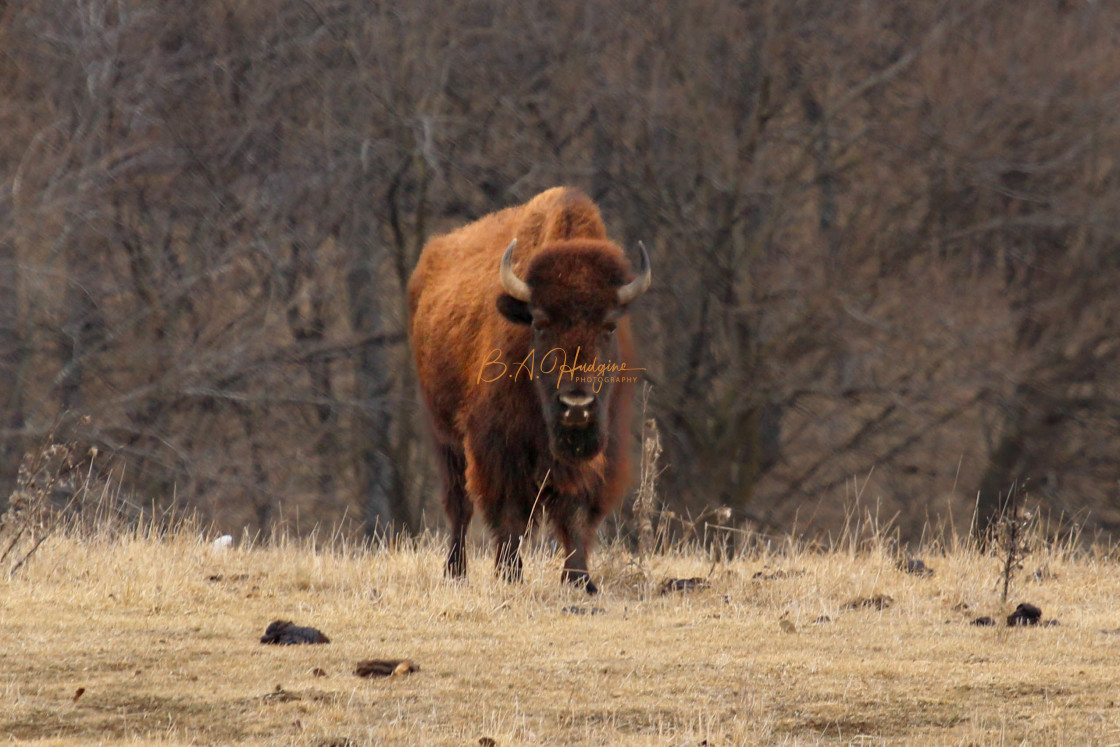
[497,294,533,325]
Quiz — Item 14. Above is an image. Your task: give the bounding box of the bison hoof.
[564,570,599,595]
[445,557,468,580]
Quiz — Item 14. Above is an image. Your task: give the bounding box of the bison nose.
[558,392,595,427]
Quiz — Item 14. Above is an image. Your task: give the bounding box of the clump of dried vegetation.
[0,430,178,578]
[0,435,100,576]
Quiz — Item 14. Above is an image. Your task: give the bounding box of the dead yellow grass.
[1,527,1119,746]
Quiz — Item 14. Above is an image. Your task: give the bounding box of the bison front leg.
[466,439,536,584]
[550,502,601,594]
[561,549,596,594]
[485,496,533,584]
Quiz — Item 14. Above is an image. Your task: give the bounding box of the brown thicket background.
[1,0,1118,544]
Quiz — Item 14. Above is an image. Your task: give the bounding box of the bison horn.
[499,238,532,302]
[617,241,652,305]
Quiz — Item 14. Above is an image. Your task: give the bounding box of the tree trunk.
[345,233,410,539]
[0,235,25,507]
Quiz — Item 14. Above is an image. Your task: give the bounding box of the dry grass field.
[1,521,1119,746]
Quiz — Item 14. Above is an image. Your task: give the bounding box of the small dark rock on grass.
[900,558,934,577]
[355,659,419,678]
[659,577,709,594]
[1007,603,1043,626]
[561,605,606,615]
[260,620,330,645]
[751,568,804,581]
[843,594,893,611]
[262,684,301,702]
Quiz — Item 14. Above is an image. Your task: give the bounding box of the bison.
[408,187,651,593]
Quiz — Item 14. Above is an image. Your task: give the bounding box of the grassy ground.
[1,525,1118,746]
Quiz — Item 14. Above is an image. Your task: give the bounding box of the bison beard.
[551,421,601,462]
[407,187,650,593]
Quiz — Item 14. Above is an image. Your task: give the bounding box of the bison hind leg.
[439,445,472,579]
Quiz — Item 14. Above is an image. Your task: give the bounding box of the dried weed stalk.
[994,481,1035,604]
[634,384,662,592]
[0,436,101,576]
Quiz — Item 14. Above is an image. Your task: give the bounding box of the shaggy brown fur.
[408,187,649,593]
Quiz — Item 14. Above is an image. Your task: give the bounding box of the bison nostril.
[561,406,592,427]
[559,393,595,408]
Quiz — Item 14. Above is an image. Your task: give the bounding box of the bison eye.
[532,316,551,330]
[602,322,617,334]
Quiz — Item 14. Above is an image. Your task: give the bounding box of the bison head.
[497,238,651,462]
